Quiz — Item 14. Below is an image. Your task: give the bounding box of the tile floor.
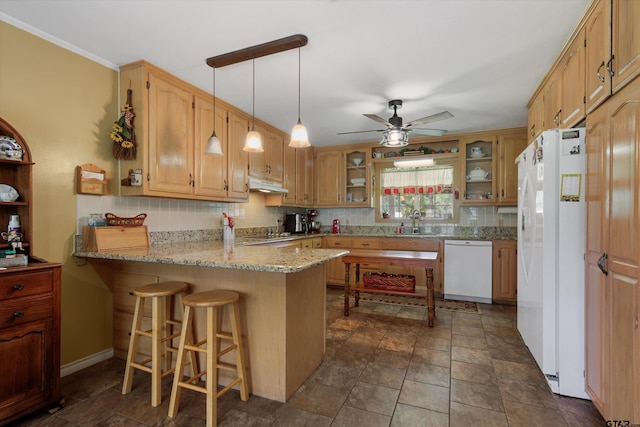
[9,288,605,426]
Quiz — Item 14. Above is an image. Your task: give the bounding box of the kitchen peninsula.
[73,240,348,402]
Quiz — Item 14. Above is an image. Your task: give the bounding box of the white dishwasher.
[444,240,493,304]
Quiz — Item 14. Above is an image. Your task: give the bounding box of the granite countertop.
[73,240,348,274]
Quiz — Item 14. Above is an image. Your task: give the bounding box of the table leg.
[344,262,351,316]
[355,263,360,307]
[426,267,435,327]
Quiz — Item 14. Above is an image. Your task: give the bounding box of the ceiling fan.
[338,100,454,147]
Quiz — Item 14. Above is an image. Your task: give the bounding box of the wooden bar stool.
[122,281,196,407]
[168,290,249,427]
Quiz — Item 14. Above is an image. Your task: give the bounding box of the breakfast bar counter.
[74,241,348,402]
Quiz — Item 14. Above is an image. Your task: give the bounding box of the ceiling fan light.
[244,129,264,152]
[290,119,310,148]
[381,129,408,147]
[205,131,223,156]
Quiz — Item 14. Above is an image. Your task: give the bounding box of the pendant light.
[289,46,310,148]
[243,58,264,152]
[205,66,223,156]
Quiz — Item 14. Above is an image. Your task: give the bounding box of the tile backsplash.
[77,194,516,234]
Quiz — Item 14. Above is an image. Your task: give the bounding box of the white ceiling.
[0,0,590,147]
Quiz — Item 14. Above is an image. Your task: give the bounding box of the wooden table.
[342,250,439,327]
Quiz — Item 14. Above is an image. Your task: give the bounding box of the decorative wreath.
[109,89,137,160]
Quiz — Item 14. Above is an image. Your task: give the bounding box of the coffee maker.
[284,213,306,234]
[307,209,320,234]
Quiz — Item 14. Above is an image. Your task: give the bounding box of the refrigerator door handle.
[597,253,609,276]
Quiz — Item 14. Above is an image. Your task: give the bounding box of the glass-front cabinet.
[461,138,496,205]
[345,149,369,206]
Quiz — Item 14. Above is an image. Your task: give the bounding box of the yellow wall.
[0,21,117,364]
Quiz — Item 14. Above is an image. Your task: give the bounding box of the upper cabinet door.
[496,133,528,205]
[585,0,612,113]
[314,150,342,206]
[193,93,229,199]
[561,27,586,128]
[611,0,640,93]
[147,73,194,195]
[227,111,249,201]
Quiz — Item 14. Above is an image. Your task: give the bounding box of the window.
[375,160,459,223]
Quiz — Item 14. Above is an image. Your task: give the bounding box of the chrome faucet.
[411,209,421,233]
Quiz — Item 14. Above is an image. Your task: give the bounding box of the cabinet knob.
[13,311,24,318]
[13,284,24,290]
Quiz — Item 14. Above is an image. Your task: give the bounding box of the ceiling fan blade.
[405,111,454,128]
[409,128,448,136]
[363,114,392,126]
[337,129,385,135]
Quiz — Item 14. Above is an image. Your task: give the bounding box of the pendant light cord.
[252,58,256,130]
[212,67,216,133]
[297,47,301,120]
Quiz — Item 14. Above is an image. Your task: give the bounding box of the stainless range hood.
[248,176,288,194]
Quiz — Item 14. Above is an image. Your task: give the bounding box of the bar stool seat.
[168,290,249,427]
[121,281,196,407]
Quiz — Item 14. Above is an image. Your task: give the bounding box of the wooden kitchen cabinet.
[560,27,586,128]
[544,67,563,129]
[296,147,314,207]
[324,236,351,285]
[584,76,640,423]
[264,145,314,208]
[249,124,285,184]
[585,0,611,113]
[491,240,517,303]
[0,118,63,425]
[496,132,528,205]
[611,0,640,93]
[460,137,496,205]
[119,60,249,202]
[527,90,544,141]
[314,146,370,208]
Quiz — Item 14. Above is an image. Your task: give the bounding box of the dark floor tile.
[94,413,147,426]
[378,331,417,353]
[359,361,407,389]
[451,346,492,366]
[331,405,391,427]
[398,379,449,414]
[451,334,488,350]
[449,401,508,427]
[489,345,535,364]
[450,379,504,412]
[415,334,451,351]
[492,359,547,385]
[498,378,558,409]
[308,359,363,389]
[271,406,332,426]
[554,395,605,427]
[412,347,451,368]
[405,361,450,388]
[452,314,483,329]
[55,388,128,426]
[217,408,272,426]
[345,381,400,416]
[503,400,569,427]
[390,403,448,427]
[450,360,498,387]
[232,394,285,422]
[289,382,350,418]
[485,332,527,348]
[451,325,485,338]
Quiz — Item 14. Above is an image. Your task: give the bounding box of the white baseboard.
[60,348,114,378]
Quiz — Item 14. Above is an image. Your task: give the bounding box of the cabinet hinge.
[147,173,151,181]
[583,95,586,105]
[146,80,150,89]
[192,102,195,109]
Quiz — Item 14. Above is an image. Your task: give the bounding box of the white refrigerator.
[517,128,589,399]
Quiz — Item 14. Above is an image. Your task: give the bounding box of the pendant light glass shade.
[243,59,264,152]
[205,67,223,156]
[290,47,310,148]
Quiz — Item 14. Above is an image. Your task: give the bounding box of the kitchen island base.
[87,259,327,403]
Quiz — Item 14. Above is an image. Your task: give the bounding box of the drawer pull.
[13,284,25,290]
[13,311,25,318]
[362,243,370,247]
